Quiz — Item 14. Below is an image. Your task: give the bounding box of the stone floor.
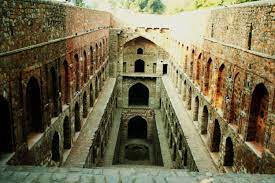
[1,165,274,183]
[162,76,217,172]
[63,78,117,167]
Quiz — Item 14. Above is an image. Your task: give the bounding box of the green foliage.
[120,0,165,14]
[192,0,259,10]
[75,0,85,7]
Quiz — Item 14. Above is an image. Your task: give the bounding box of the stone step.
[0,165,274,183]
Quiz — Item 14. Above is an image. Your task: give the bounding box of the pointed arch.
[224,137,234,166]
[201,106,209,134]
[63,116,71,149]
[63,60,70,104]
[205,58,213,95]
[25,77,43,136]
[215,64,225,108]
[135,59,145,72]
[247,83,268,148]
[83,50,88,83]
[211,119,221,152]
[74,54,80,92]
[50,66,59,117]
[52,132,60,161]
[128,83,149,106]
[83,92,88,118]
[128,116,147,139]
[74,102,81,132]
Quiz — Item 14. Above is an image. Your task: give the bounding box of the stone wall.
[0,0,111,166]
[110,0,275,174]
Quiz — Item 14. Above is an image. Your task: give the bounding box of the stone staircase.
[0,165,274,183]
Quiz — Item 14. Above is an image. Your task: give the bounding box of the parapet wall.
[0,0,111,53]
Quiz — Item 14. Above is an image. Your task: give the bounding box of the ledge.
[204,37,275,60]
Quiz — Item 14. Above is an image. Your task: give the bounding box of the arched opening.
[137,48,143,54]
[229,73,241,126]
[183,80,186,101]
[211,119,221,152]
[95,44,98,69]
[128,116,147,139]
[201,106,209,134]
[187,87,192,110]
[247,83,268,148]
[205,58,212,95]
[26,77,43,136]
[90,83,93,107]
[183,149,188,166]
[135,59,145,72]
[95,77,98,99]
[83,51,88,83]
[224,137,234,166]
[128,83,149,106]
[194,96,199,121]
[196,53,201,84]
[74,54,80,92]
[63,60,69,104]
[215,64,225,108]
[90,46,94,75]
[63,116,71,149]
[99,42,103,65]
[0,96,13,153]
[51,132,60,161]
[179,134,182,150]
[74,102,81,132]
[51,67,59,117]
[83,92,88,118]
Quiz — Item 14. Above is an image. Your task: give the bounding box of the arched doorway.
[201,106,209,134]
[74,54,80,92]
[224,137,234,166]
[215,64,225,108]
[196,53,201,84]
[90,46,94,75]
[194,96,199,121]
[74,102,81,132]
[137,48,143,54]
[247,83,268,148]
[90,83,93,107]
[187,87,192,110]
[205,58,212,95]
[51,67,59,117]
[211,119,221,152]
[135,59,145,72]
[128,116,147,139]
[26,77,43,135]
[52,132,60,161]
[95,77,98,99]
[83,92,88,118]
[63,116,71,149]
[83,51,88,83]
[63,60,69,104]
[0,96,13,153]
[128,83,149,106]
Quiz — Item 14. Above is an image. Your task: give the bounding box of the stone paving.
[0,165,274,183]
[162,76,217,172]
[63,78,116,167]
